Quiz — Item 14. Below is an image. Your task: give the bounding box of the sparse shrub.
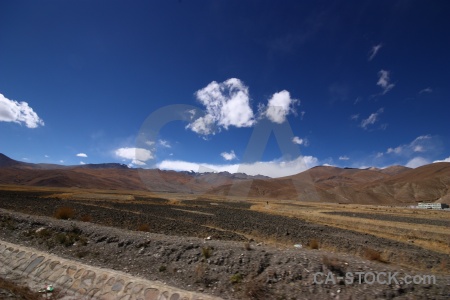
[308,238,319,249]
[137,224,150,232]
[364,248,384,262]
[75,250,88,259]
[322,256,345,276]
[244,278,270,299]
[244,242,252,251]
[230,273,243,284]
[80,214,92,222]
[201,246,212,259]
[159,265,167,272]
[194,263,207,283]
[54,207,75,220]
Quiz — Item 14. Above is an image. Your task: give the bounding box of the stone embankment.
[0,239,221,300]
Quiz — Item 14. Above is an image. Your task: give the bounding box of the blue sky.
[1,0,450,177]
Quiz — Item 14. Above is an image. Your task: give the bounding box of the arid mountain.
[1,153,449,205]
[0,154,268,194]
[208,163,450,205]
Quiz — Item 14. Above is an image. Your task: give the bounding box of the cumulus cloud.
[339,156,350,161]
[377,70,395,95]
[157,155,319,178]
[76,153,88,158]
[360,108,384,129]
[368,43,383,61]
[262,90,299,124]
[80,161,86,165]
[186,78,255,136]
[292,136,308,146]
[0,93,44,128]
[115,147,153,166]
[434,156,450,163]
[406,157,430,168]
[221,150,237,161]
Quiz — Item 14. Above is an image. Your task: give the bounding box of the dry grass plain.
[1,184,449,274]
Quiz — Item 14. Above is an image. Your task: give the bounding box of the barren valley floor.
[0,185,449,299]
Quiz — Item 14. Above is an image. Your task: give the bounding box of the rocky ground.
[0,190,449,299]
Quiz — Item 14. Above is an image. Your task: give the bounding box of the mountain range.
[1,153,449,205]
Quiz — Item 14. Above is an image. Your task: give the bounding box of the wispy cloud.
[350,114,359,121]
[262,90,299,124]
[377,70,395,95]
[80,161,86,165]
[368,43,383,61]
[406,157,430,168]
[157,155,319,178]
[115,147,154,166]
[339,156,350,161]
[419,87,433,94]
[186,78,255,136]
[76,153,88,158]
[292,136,308,146]
[0,93,44,128]
[360,108,384,130]
[221,150,237,161]
[385,135,443,168]
[158,140,171,148]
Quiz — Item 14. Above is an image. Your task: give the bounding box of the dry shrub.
[308,238,319,249]
[0,277,44,300]
[243,242,252,251]
[80,214,92,222]
[137,224,150,232]
[364,248,384,262]
[54,207,75,220]
[201,246,212,259]
[244,278,270,299]
[322,255,345,276]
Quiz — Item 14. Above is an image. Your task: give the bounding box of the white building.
[418,202,449,209]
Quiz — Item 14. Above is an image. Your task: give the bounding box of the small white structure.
[418,202,449,209]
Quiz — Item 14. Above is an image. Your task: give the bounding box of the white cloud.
[76,153,88,158]
[157,155,319,178]
[44,155,49,158]
[80,161,86,165]
[406,157,430,168]
[115,147,154,166]
[375,152,384,158]
[263,90,299,124]
[419,87,433,94]
[368,43,383,61]
[360,108,384,129]
[292,136,308,146]
[300,111,306,120]
[0,93,44,128]
[221,150,237,161]
[186,78,255,135]
[350,114,359,121]
[145,140,155,146]
[434,156,450,163]
[59,160,64,163]
[387,146,403,154]
[377,70,395,95]
[339,156,350,161]
[159,140,171,148]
